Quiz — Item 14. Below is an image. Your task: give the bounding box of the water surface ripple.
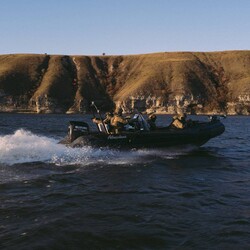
[0,114,250,249]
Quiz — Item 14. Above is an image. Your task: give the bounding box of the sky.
[0,0,250,55]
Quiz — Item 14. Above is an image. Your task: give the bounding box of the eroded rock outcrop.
[0,51,250,114]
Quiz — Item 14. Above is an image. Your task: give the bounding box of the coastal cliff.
[0,51,250,114]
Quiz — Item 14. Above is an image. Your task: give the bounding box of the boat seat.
[97,123,109,133]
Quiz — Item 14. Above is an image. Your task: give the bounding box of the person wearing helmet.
[92,112,115,133]
[171,112,187,129]
[110,107,128,133]
[103,112,114,124]
[92,112,114,124]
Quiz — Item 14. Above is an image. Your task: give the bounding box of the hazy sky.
[1,0,250,55]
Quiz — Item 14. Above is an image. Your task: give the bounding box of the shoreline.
[0,110,243,116]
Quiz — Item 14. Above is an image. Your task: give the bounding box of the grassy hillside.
[0,51,250,114]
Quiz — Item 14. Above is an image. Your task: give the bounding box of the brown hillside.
[0,51,250,114]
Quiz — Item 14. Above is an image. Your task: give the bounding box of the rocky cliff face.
[0,51,250,114]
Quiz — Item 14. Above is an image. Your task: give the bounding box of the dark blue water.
[0,114,250,249]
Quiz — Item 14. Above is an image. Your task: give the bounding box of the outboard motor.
[68,121,89,142]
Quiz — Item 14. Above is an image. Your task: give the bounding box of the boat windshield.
[132,113,150,131]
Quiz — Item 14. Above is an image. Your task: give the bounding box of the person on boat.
[104,112,114,124]
[92,112,113,124]
[147,113,157,130]
[171,112,187,129]
[110,107,128,133]
[92,112,114,133]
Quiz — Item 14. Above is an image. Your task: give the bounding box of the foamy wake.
[0,129,62,165]
[0,130,195,166]
[0,130,140,166]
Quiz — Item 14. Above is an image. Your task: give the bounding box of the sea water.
[0,114,250,249]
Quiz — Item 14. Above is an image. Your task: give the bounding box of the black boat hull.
[60,120,225,149]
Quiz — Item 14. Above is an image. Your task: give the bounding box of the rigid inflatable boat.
[60,115,225,149]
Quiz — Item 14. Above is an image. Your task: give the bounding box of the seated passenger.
[171,113,187,129]
[92,112,114,133]
[110,107,128,133]
[92,112,113,125]
[147,114,157,130]
[103,112,114,125]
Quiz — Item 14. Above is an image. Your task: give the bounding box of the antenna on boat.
[90,101,109,134]
[91,101,99,113]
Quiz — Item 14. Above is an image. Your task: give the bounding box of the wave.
[0,129,65,165]
[0,130,196,166]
